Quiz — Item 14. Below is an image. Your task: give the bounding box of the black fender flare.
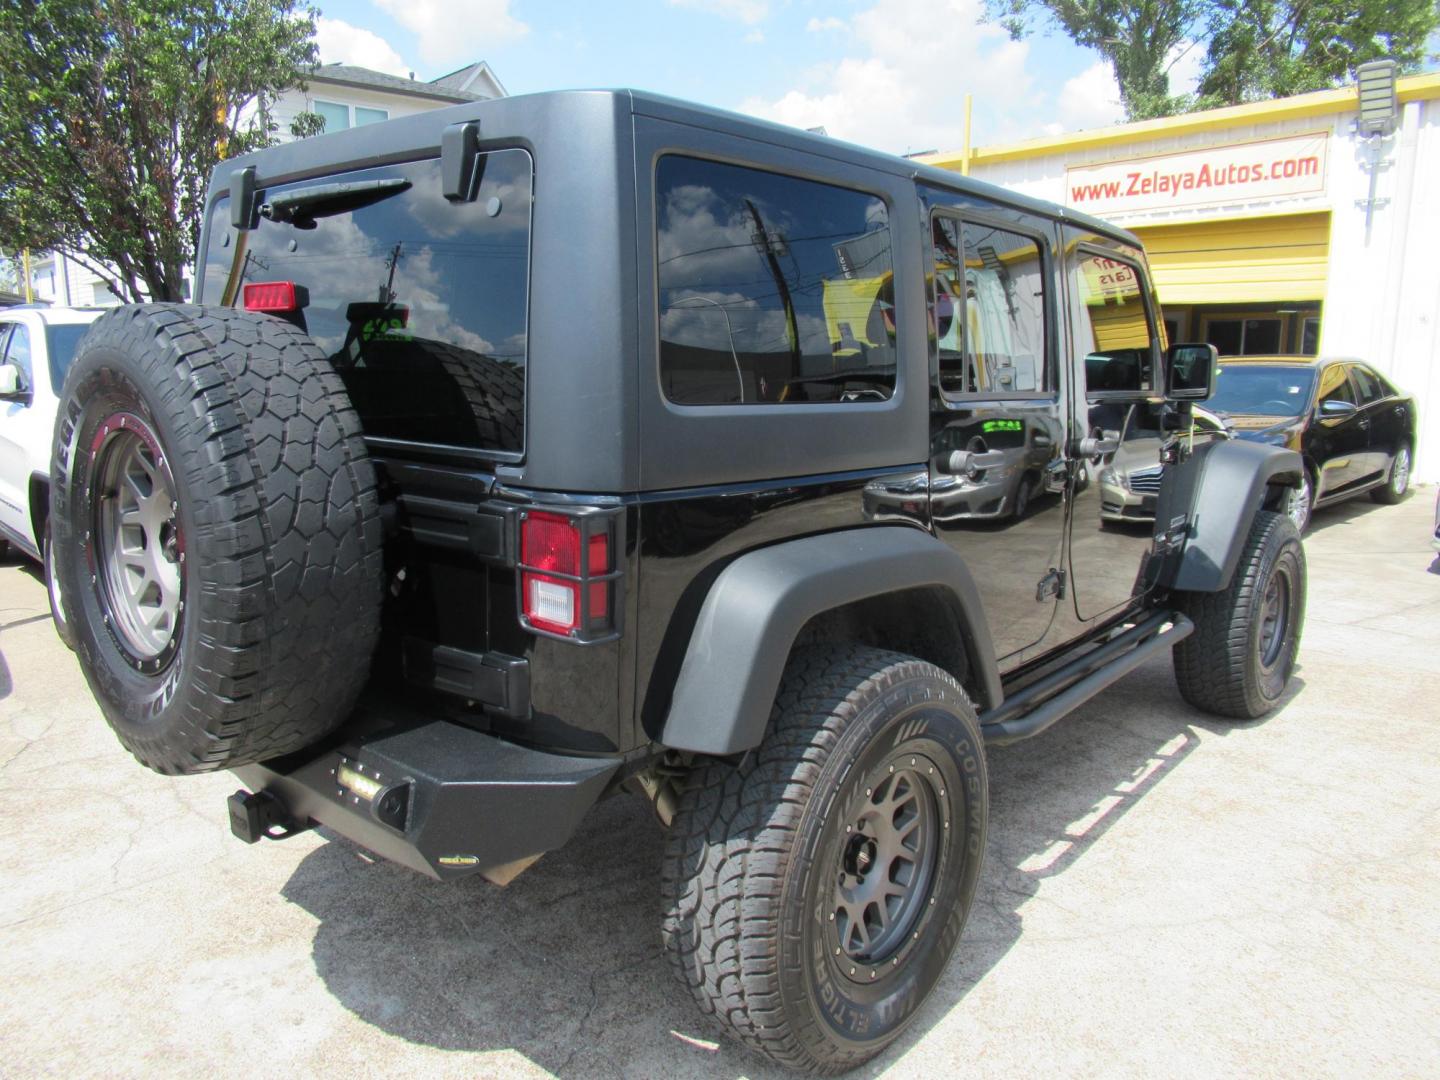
[658,527,1002,756]
[1169,438,1303,592]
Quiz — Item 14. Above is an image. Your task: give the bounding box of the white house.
[27,61,505,308]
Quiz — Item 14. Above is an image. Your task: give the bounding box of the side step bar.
[980,610,1194,747]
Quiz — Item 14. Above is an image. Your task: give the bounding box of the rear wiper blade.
[259,178,411,227]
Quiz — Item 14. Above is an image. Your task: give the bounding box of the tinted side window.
[930,216,1047,396]
[1072,251,1157,396]
[1349,364,1385,404]
[1318,365,1355,405]
[656,156,894,405]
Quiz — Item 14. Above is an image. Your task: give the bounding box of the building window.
[314,100,351,132]
[1202,316,1282,356]
[312,100,387,133]
[656,155,895,405]
[1300,317,1320,355]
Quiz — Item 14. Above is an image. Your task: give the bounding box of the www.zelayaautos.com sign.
[1066,132,1329,215]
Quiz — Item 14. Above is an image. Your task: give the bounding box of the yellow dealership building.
[922,73,1440,481]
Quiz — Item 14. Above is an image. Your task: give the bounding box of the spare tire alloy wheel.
[90,413,184,672]
[52,304,384,775]
[662,646,988,1073]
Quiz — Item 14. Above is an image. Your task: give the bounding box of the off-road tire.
[432,342,524,452]
[1370,445,1411,504]
[1174,510,1305,719]
[52,304,384,774]
[43,523,75,650]
[660,646,988,1074]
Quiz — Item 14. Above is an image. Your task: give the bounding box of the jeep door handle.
[938,449,1007,475]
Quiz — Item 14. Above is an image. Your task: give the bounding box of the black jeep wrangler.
[53,90,1306,1074]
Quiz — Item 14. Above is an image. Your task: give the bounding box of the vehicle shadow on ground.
[280,657,1303,1079]
[1305,495,1388,536]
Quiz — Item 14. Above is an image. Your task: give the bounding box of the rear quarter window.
[656,155,895,406]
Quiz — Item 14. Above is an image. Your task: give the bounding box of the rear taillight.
[242,281,299,313]
[519,510,619,642]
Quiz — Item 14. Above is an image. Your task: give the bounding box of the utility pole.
[743,199,800,377]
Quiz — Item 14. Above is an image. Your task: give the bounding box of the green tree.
[986,0,1205,120]
[0,0,319,303]
[1197,0,1440,107]
[987,0,1440,123]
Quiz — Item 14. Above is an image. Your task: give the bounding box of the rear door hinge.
[1037,568,1066,602]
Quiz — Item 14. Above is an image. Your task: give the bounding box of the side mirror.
[0,363,26,399]
[1320,399,1359,419]
[1165,343,1218,401]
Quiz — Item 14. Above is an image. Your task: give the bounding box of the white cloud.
[740,0,1034,156]
[668,0,769,25]
[313,16,410,77]
[744,30,765,44]
[806,16,847,32]
[1049,43,1199,133]
[1056,60,1124,130]
[371,0,528,68]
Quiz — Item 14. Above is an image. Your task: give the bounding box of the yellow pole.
[961,94,973,177]
[21,248,33,303]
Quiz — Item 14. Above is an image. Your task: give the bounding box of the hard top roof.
[212,88,1141,248]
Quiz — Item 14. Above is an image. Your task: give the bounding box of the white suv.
[0,305,102,638]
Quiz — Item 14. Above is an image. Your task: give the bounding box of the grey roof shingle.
[307,63,482,103]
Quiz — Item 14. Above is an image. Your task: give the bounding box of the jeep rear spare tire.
[52,305,384,774]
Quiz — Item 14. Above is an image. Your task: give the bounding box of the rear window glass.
[656,155,894,405]
[201,150,531,454]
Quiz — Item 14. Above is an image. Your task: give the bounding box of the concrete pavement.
[2,491,1438,1078]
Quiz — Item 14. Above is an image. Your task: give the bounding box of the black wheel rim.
[1257,566,1291,671]
[831,754,943,969]
[89,412,185,672]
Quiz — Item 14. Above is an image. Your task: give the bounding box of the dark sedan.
[1209,355,1416,531]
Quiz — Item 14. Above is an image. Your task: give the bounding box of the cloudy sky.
[311,0,1212,156]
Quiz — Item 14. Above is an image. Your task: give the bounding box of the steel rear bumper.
[232,719,621,882]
